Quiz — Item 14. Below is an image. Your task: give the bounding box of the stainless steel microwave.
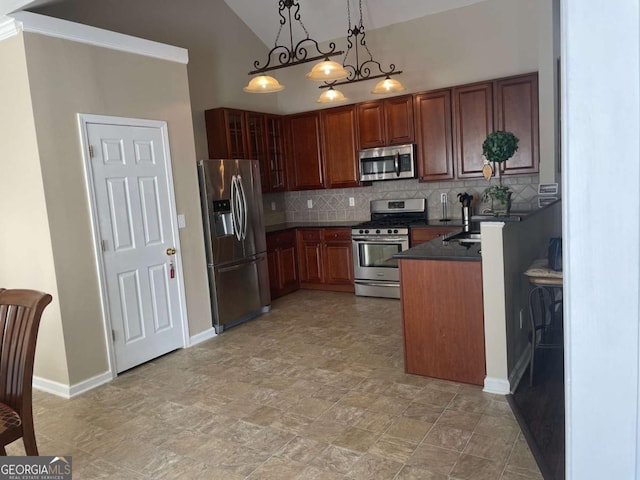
[358,144,416,182]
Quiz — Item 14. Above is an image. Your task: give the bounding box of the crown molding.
[6,11,188,64]
[0,15,20,41]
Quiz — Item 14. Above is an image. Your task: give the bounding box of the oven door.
[352,236,409,282]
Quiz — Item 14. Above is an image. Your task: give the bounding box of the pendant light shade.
[243,75,285,93]
[306,60,349,81]
[371,76,406,94]
[317,87,347,103]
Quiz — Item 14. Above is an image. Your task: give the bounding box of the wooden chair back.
[0,290,52,417]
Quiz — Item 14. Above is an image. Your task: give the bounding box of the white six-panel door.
[82,118,186,373]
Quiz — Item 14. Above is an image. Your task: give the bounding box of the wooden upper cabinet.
[414,89,454,181]
[245,112,268,188]
[321,105,359,189]
[265,115,287,192]
[357,95,414,149]
[494,73,539,175]
[205,108,248,159]
[357,101,385,149]
[287,112,324,190]
[385,95,415,145]
[453,82,494,179]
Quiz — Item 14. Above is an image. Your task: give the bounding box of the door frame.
[77,113,190,378]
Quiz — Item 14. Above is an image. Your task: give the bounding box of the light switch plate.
[177,214,186,229]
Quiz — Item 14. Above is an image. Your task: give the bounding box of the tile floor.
[10,290,542,479]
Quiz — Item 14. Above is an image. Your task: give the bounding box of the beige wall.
[22,33,211,385]
[0,33,70,385]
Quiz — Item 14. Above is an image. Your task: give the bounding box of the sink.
[443,230,482,244]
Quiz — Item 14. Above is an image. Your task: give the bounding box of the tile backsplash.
[262,174,541,225]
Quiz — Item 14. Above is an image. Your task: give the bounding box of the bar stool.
[524,259,563,386]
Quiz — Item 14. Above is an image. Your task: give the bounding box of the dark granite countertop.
[265,221,363,233]
[394,236,482,261]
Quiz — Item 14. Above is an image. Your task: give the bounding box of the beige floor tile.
[395,464,449,479]
[332,426,381,452]
[384,416,433,443]
[311,444,362,474]
[368,434,419,464]
[450,453,505,479]
[463,432,514,463]
[423,424,473,452]
[346,452,403,479]
[406,443,459,475]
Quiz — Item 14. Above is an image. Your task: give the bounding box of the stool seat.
[525,259,563,386]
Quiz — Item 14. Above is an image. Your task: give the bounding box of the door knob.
[166,248,176,256]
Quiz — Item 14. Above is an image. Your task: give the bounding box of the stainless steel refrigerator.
[197,159,270,333]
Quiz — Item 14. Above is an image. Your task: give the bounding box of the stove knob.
[394,229,399,234]
[387,229,393,234]
[376,229,381,234]
[365,229,370,234]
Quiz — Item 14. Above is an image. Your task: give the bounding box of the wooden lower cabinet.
[266,230,299,300]
[410,226,459,246]
[297,228,354,292]
[400,259,485,385]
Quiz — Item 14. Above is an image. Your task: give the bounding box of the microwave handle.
[394,151,400,177]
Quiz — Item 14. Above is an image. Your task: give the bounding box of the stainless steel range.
[352,198,427,299]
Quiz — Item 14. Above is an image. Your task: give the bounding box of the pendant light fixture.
[317,86,347,103]
[243,75,285,93]
[371,76,405,94]
[245,0,344,93]
[319,0,404,95]
[306,59,349,81]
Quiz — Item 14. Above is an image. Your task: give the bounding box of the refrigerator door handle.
[238,174,248,241]
[230,175,242,241]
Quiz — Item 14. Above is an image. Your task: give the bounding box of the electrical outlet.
[271,201,276,211]
[349,197,355,207]
[440,192,448,204]
[307,199,313,209]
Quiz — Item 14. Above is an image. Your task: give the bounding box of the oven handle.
[352,236,408,243]
[355,280,400,288]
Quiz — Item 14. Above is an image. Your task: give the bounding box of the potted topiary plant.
[482,130,519,215]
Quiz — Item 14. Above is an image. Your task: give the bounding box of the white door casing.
[79,114,188,374]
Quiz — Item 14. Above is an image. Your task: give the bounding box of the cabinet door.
[245,112,269,191]
[321,105,359,189]
[267,249,281,292]
[414,90,454,181]
[385,95,414,145]
[296,230,323,283]
[279,246,298,291]
[324,243,354,285]
[453,82,493,179]
[205,108,247,159]
[265,115,287,192]
[287,112,324,190]
[357,101,385,149]
[323,229,354,285]
[494,73,539,175]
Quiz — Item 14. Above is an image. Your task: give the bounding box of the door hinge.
[111,329,115,342]
[89,145,95,158]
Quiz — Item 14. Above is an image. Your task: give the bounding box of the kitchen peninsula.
[396,238,485,385]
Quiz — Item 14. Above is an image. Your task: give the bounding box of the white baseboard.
[189,327,217,346]
[509,344,532,393]
[483,376,511,395]
[33,371,113,399]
